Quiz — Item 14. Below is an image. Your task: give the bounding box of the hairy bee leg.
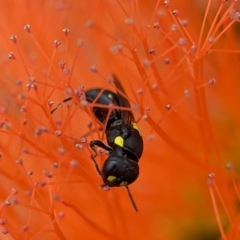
[89,140,112,176]
[51,97,73,114]
[90,145,102,176]
[90,140,112,152]
[125,183,138,212]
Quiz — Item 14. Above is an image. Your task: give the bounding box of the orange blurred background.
[0,1,240,239]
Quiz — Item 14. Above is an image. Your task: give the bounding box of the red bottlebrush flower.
[0,0,240,239]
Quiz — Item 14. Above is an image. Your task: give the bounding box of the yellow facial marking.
[119,181,126,186]
[132,122,141,135]
[114,136,124,147]
[107,175,117,182]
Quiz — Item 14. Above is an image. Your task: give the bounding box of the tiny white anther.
[90,65,97,73]
[58,147,65,155]
[165,104,171,110]
[172,9,179,16]
[153,22,160,29]
[70,159,78,168]
[226,162,233,170]
[209,78,216,85]
[125,18,133,25]
[55,130,62,136]
[148,48,155,54]
[178,37,186,46]
[23,24,31,32]
[163,58,170,64]
[208,173,215,179]
[171,24,178,31]
[75,143,83,149]
[52,162,58,168]
[62,28,70,35]
[163,0,170,7]
[8,52,15,59]
[86,20,94,28]
[183,90,190,97]
[10,35,17,43]
[78,39,84,46]
[54,39,61,47]
[209,36,216,44]
[81,138,87,143]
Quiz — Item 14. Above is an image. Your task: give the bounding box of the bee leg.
[90,140,112,152]
[89,140,112,176]
[51,97,73,114]
[90,146,102,176]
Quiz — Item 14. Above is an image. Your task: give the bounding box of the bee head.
[101,154,139,187]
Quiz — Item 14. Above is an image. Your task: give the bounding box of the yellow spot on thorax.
[114,136,124,147]
[113,123,141,147]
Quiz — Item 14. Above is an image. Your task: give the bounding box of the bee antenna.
[125,183,138,212]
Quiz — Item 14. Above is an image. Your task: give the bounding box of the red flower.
[0,1,240,239]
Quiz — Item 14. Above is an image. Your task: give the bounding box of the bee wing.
[112,74,135,127]
[85,88,119,124]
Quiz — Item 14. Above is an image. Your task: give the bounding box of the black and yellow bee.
[86,75,143,211]
[51,75,143,211]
